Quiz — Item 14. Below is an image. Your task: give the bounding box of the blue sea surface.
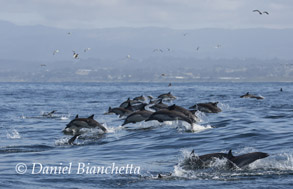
[0,82,292,188]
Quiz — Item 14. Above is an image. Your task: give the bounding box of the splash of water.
[6,129,21,139]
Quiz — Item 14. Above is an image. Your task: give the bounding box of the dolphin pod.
[62,91,269,173]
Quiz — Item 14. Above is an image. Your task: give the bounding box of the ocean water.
[0,82,292,189]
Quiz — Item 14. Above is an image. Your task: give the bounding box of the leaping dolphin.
[63,114,107,135]
[189,102,222,113]
[149,99,168,111]
[122,109,153,126]
[145,109,194,125]
[105,107,132,118]
[240,92,264,100]
[157,92,176,100]
[133,95,146,102]
[183,149,269,169]
[119,98,140,108]
[42,110,56,117]
[168,104,198,123]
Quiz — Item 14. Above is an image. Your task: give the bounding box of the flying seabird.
[84,48,91,52]
[53,49,59,55]
[215,44,221,48]
[253,10,262,15]
[72,51,79,59]
[153,49,163,53]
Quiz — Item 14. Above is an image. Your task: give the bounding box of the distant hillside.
[0,20,293,62]
[1,21,293,82]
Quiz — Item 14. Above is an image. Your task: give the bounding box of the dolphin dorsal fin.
[75,114,79,119]
[126,101,132,108]
[212,102,218,106]
[228,150,234,159]
[108,107,111,111]
[168,92,171,94]
[88,114,94,119]
[169,104,176,110]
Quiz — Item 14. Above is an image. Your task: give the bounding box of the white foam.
[6,129,21,139]
[250,152,293,171]
[177,122,212,133]
[60,115,70,120]
[217,102,230,111]
[194,111,207,122]
[55,137,71,146]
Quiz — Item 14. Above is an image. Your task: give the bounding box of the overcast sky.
[0,0,292,29]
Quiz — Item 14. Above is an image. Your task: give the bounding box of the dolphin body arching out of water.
[145,109,194,125]
[182,149,269,170]
[42,110,57,117]
[149,99,168,111]
[189,102,222,113]
[240,92,264,100]
[63,114,107,135]
[122,109,153,126]
[157,92,176,100]
[167,104,199,123]
[105,106,132,118]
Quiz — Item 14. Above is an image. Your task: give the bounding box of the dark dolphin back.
[229,152,269,168]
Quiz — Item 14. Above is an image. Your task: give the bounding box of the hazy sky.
[0,0,292,29]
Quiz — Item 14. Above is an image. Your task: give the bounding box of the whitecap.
[6,129,21,139]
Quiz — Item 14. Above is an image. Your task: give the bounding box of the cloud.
[0,0,292,29]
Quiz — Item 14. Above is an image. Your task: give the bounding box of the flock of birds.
[47,9,269,64]
[253,9,269,15]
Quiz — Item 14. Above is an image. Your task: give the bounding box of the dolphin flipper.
[68,134,81,145]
